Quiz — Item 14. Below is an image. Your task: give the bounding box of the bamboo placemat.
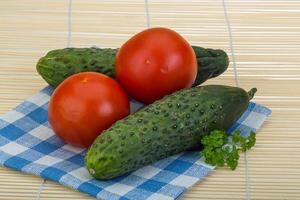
[0,0,299,199]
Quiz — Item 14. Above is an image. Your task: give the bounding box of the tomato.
[116,27,197,104]
[48,72,129,147]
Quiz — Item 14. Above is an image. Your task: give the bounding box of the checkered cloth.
[0,86,271,200]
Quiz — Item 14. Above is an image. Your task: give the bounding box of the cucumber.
[192,46,229,86]
[36,48,117,87]
[36,47,228,88]
[85,85,256,180]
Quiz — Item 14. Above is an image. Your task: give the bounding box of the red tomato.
[116,27,197,104]
[48,72,129,147]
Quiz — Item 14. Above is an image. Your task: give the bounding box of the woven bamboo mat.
[0,0,299,199]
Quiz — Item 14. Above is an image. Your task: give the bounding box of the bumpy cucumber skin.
[36,48,117,87]
[85,85,254,180]
[36,47,229,88]
[192,46,229,86]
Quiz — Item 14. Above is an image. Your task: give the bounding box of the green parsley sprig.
[201,130,256,170]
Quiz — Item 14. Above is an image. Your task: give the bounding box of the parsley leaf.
[201,130,256,170]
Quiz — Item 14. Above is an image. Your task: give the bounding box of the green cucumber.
[85,85,256,180]
[36,46,228,88]
[36,48,117,87]
[192,46,229,86]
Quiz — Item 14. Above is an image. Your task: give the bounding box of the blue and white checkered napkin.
[0,86,271,200]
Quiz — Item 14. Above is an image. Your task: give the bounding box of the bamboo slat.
[0,0,299,199]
